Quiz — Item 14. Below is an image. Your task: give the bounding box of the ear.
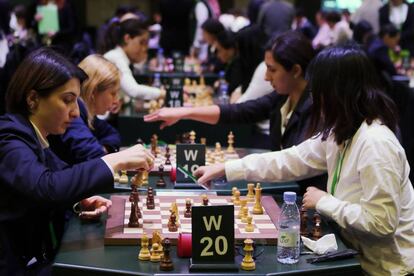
[123,33,131,45]
[26,90,39,111]
[292,64,303,79]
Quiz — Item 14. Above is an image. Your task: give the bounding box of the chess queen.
[0,47,155,274]
[194,45,414,275]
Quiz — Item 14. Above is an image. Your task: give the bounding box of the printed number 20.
[200,236,228,256]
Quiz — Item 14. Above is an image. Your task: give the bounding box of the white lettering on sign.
[184,150,198,161]
[170,91,180,98]
[202,215,222,231]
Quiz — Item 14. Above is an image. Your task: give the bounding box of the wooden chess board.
[104,194,281,245]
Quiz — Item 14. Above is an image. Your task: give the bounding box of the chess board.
[142,145,239,173]
[105,194,281,245]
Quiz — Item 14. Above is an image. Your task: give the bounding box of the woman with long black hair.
[194,45,414,275]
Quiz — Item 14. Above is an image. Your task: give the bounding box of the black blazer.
[379,2,414,56]
[219,90,312,151]
[0,114,113,274]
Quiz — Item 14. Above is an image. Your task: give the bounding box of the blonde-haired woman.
[49,54,122,165]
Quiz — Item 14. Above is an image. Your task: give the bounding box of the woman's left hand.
[79,196,112,220]
[302,186,328,209]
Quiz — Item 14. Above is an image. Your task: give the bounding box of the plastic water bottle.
[217,71,229,104]
[153,73,162,88]
[277,191,300,264]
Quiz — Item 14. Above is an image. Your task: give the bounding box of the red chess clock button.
[170,167,176,181]
[177,232,192,257]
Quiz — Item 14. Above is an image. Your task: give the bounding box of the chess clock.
[190,205,238,271]
[175,144,205,188]
[166,77,183,107]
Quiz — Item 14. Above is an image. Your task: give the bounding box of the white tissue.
[301,234,338,255]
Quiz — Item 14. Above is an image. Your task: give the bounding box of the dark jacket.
[219,90,312,151]
[49,99,121,165]
[368,36,398,78]
[218,89,327,192]
[379,2,414,56]
[0,113,113,274]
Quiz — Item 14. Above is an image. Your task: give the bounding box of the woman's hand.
[144,107,184,129]
[78,196,112,220]
[194,163,226,185]
[102,144,155,172]
[302,186,328,209]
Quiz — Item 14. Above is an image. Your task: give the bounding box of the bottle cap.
[283,191,296,203]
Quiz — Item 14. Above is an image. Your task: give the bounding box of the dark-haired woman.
[103,18,164,101]
[194,45,414,275]
[0,47,154,274]
[145,31,324,192]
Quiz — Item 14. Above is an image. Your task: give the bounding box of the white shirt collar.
[29,120,49,149]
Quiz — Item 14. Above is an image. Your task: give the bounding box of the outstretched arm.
[144,105,221,129]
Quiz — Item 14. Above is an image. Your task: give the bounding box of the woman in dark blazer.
[49,54,122,165]
[144,31,325,192]
[0,47,154,274]
[379,0,414,56]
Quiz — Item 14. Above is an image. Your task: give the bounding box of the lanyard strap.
[330,140,351,196]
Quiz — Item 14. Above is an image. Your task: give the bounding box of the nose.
[70,100,80,118]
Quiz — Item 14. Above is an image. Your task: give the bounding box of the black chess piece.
[156,164,166,187]
[165,146,171,165]
[168,212,178,232]
[312,213,322,239]
[128,201,140,227]
[146,187,155,209]
[300,206,308,236]
[160,238,174,271]
[184,200,192,218]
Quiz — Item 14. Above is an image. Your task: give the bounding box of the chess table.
[104,194,280,245]
[53,193,361,276]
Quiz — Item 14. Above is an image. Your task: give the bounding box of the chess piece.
[141,170,149,185]
[241,239,255,271]
[189,130,196,144]
[241,206,249,223]
[247,183,255,202]
[131,170,144,187]
[138,233,150,261]
[168,212,178,232]
[113,171,120,182]
[227,131,235,153]
[165,146,171,165]
[136,138,144,145]
[170,202,178,216]
[238,199,247,219]
[150,243,161,262]
[253,183,264,214]
[156,164,166,187]
[151,134,158,156]
[146,187,155,209]
[128,201,141,227]
[152,231,164,254]
[215,142,222,153]
[300,206,308,236]
[200,137,206,145]
[119,170,128,184]
[184,198,192,218]
[245,216,254,232]
[160,238,174,271]
[202,194,209,206]
[233,190,241,206]
[231,187,238,202]
[312,213,322,239]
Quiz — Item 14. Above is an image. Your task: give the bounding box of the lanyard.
[330,140,351,196]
